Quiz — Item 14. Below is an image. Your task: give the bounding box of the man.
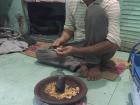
[36,0,121,80]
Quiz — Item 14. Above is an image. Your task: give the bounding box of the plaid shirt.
[64,0,121,46]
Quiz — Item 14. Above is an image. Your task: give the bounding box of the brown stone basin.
[34,75,88,105]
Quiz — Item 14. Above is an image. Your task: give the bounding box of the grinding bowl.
[34,75,88,105]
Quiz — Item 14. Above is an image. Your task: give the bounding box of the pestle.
[56,75,65,93]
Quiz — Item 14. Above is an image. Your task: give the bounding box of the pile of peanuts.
[45,82,80,100]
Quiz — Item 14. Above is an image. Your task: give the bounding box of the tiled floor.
[0,51,132,105]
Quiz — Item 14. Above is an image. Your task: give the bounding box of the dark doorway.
[27,2,65,35]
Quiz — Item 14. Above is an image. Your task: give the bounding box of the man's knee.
[85,4,108,44]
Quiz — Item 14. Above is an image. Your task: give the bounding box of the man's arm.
[58,29,74,43]
[74,40,118,55]
[53,1,75,47]
[62,0,76,41]
[55,40,118,56]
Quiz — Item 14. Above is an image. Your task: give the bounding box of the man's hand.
[52,38,64,48]
[52,29,73,48]
[55,46,78,56]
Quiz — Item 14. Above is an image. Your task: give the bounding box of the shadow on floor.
[34,61,74,74]
[33,97,48,105]
[80,78,107,89]
[33,96,88,105]
[77,73,121,90]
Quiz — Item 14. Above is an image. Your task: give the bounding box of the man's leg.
[36,48,82,72]
[101,51,116,72]
[82,4,116,80]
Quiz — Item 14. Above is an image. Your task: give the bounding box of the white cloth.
[0,38,28,54]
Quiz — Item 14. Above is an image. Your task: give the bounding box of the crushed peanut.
[44,82,80,100]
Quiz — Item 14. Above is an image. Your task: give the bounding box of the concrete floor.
[0,51,132,105]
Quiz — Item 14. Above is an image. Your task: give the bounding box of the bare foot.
[87,66,101,81]
[79,65,89,77]
[101,60,116,72]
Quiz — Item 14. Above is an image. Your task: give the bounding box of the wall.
[120,0,140,51]
[0,0,29,34]
[0,0,13,26]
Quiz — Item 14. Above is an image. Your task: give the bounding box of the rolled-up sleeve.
[64,1,75,32]
[106,1,121,46]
